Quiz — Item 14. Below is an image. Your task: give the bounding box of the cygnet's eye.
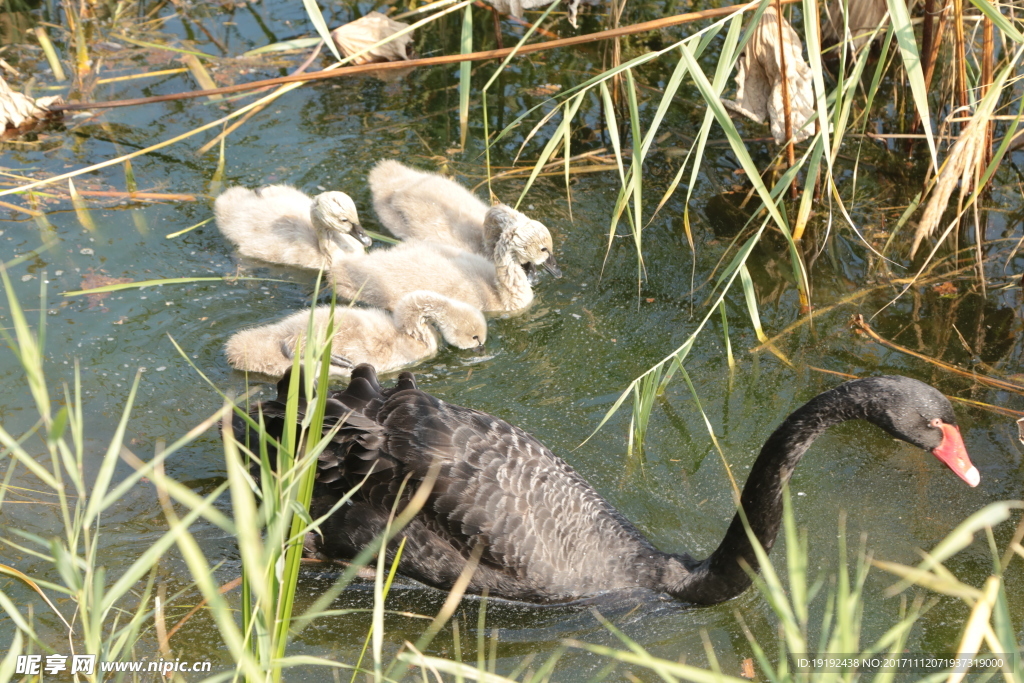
[541,247,549,253]
[929,417,943,428]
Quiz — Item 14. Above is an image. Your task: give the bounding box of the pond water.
[1,0,1024,677]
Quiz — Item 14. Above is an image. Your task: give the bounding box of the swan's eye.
[929,417,943,428]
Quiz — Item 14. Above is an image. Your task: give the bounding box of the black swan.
[235,366,978,605]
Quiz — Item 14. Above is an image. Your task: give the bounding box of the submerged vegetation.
[1,0,1024,675]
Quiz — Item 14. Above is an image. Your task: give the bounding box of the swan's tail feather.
[351,364,382,393]
[394,372,418,393]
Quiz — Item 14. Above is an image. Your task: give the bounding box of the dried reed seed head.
[911,114,990,258]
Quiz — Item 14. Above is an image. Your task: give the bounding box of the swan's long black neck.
[670,383,874,605]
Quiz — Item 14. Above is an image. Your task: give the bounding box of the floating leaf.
[331,12,414,65]
[722,6,815,144]
[0,74,62,130]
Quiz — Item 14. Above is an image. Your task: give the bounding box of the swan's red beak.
[932,422,979,487]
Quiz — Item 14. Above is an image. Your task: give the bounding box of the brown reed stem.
[953,0,968,114]
[775,0,796,199]
[981,14,993,167]
[850,314,1024,396]
[923,0,948,90]
[921,0,935,82]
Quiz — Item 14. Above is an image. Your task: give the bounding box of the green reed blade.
[300,0,342,61]
[459,3,473,149]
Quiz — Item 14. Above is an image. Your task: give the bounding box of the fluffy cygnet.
[368,160,491,254]
[214,185,372,270]
[330,204,560,313]
[224,291,486,379]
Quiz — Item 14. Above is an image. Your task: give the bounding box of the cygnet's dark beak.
[352,224,373,247]
[541,254,562,278]
[473,337,486,354]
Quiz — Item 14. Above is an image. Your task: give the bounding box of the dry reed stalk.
[807,365,1024,418]
[922,0,935,76]
[72,189,198,201]
[182,54,223,101]
[0,199,42,216]
[923,0,949,88]
[55,0,802,112]
[910,107,990,258]
[851,314,1024,396]
[195,43,323,156]
[953,0,968,112]
[908,0,948,150]
[164,577,243,641]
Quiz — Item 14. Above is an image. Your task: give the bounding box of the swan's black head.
[838,376,978,486]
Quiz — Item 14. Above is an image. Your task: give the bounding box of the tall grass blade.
[480,2,559,192]
[210,136,227,197]
[792,136,823,240]
[123,159,137,193]
[33,26,66,81]
[674,42,808,308]
[68,179,98,232]
[183,54,224,100]
[658,19,741,225]
[0,632,24,683]
[166,217,214,239]
[967,0,1024,43]
[459,4,473,149]
[885,0,937,168]
[0,564,71,630]
[624,69,644,286]
[719,301,734,370]
[63,275,285,297]
[738,264,767,343]
[302,0,343,60]
[515,94,585,208]
[598,81,627,272]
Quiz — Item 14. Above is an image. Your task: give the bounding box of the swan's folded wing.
[374,390,653,591]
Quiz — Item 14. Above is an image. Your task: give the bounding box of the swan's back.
[369,160,490,254]
[215,186,312,242]
[245,366,670,602]
[331,241,503,311]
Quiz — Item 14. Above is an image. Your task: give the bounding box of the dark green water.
[2,0,1024,677]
